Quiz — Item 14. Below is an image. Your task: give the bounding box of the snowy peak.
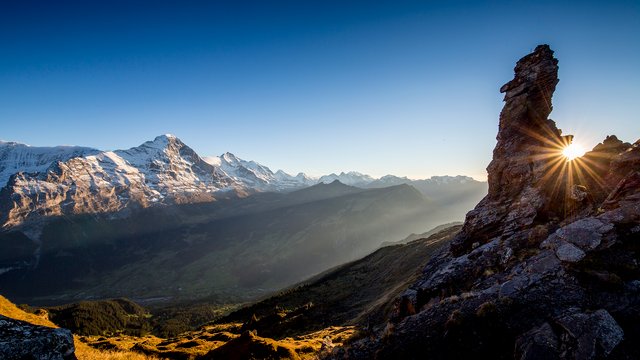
[205,152,312,191]
[112,135,233,196]
[423,175,475,185]
[0,140,99,187]
[0,134,487,229]
[118,134,190,166]
[272,169,316,188]
[220,151,241,165]
[318,171,375,187]
[0,135,241,228]
[366,175,411,188]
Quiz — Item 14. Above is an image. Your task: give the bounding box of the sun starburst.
[562,143,586,161]
[516,124,604,219]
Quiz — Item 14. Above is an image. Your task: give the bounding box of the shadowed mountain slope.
[217,225,459,339]
[1,181,445,306]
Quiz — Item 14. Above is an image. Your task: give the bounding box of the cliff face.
[452,45,563,255]
[334,45,640,359]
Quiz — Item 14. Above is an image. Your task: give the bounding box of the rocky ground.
[331,45,640,359]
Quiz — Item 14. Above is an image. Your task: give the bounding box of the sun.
[562,142,586,161]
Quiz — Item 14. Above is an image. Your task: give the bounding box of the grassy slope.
[75,227,456,359]
[0,295,158,360]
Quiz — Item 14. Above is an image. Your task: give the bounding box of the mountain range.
[0,136,487,306]
[0,134,485,232]
[0,180,457,305]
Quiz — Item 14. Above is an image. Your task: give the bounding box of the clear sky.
[1,1,638,180]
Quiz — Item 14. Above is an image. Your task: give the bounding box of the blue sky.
[1,1,638,180]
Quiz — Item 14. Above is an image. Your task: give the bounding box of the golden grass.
[1,294,356,359]
[0,295,159,360]
[0,295,57,328]
[75,342,160,360]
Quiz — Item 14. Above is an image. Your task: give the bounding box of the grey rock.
[501,247,513,264]
[525,250,561,275]
[515,322,560,360]
[417,254,471,291]
[591,309,625,357]
[570,184,589,202]
[499,275,529,298]
[556,309,624,359]
[0,315,75,360]
[555,218,613,251]
[555,242,586,263]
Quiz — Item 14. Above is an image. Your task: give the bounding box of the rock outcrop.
[451,44,564,255]
[332,45,640,359]
[0,315,76,359]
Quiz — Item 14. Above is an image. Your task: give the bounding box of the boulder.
[0,315,76,360]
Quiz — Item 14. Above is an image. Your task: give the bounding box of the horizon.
[0,132,482,181]
[1,1,639,180]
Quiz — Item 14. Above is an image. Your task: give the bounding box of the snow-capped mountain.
[0,140,99,187]
[366,174,412,188]
[0,134,486,230]
[367,174,478,188]
[0,135,321,229]
[422,175,474,185]
[274,170,316,188]
[0,135,242,228]
[318,171,375,187]
[203,153,315,191]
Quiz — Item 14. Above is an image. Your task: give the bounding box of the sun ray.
[563,143,586,160]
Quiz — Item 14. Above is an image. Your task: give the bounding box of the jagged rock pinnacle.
[335,44,640,360]
[452,45,565,255]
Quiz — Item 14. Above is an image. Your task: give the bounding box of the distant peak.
[203,156,222,166]
[380,174,408,180]
[0,140,25,147]
[152,134,180,143]
[221,152,240,162]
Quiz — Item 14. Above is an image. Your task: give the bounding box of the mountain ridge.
[0,134,486,232]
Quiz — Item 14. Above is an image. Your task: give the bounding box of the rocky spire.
[335,44,640,360]
[451,45,567,255]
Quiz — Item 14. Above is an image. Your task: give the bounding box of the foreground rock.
[332,45,640,359]
[0,315,75,359]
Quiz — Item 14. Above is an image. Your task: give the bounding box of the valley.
[1,224,458,359]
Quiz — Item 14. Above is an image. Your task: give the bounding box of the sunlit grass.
[75,341,160,360]
[0,296,158,360]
